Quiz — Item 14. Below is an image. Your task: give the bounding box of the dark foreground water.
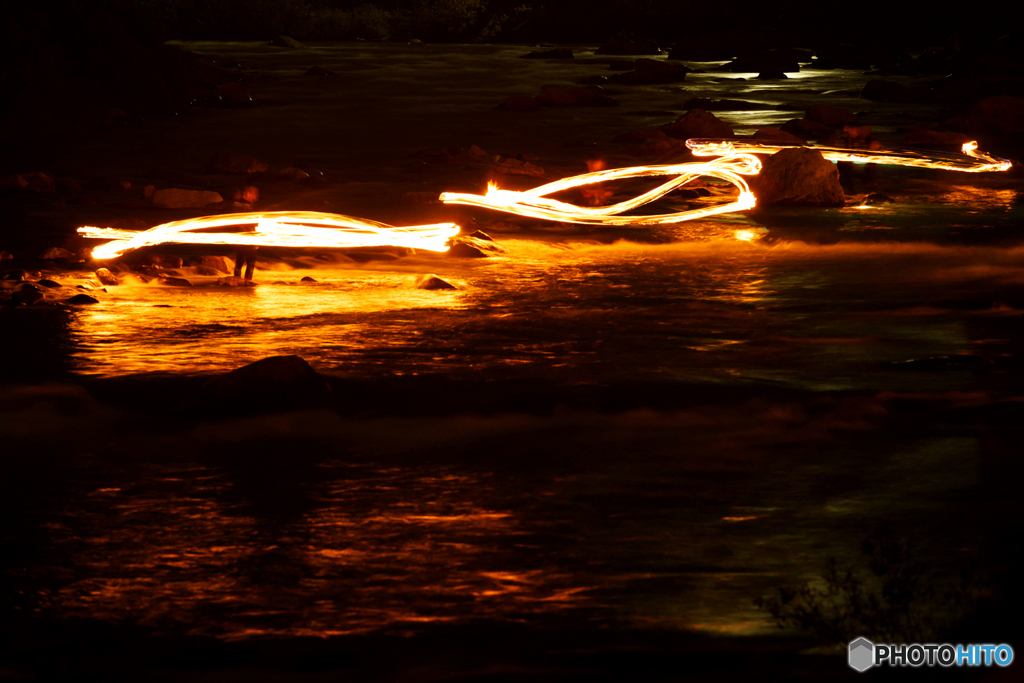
[2,42,1023,680]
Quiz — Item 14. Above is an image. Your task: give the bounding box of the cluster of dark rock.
[0,238,488,308]
[1,151,324,214]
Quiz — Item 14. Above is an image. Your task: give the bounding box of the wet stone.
[192,265,222,276]
[13,288,44,305]
[65,294,99,305]
[416,274,456,290]
[196,255,233,273]
[39,247,74,260]
[863,193,895,205]
[185,355,333,417]
[662,109,734,139]
[447,242,488,258]
[300,276,317,283]
[156,277,193,287]
[271,35,303,48]
[751,147,845,208]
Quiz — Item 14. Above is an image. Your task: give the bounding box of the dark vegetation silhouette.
[756,533,988,644]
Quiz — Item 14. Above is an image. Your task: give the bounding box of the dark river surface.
[2,42,1023,678]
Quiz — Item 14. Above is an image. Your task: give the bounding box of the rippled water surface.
[3,42,1022,653]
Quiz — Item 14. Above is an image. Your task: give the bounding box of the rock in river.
[65,294,99,305]
[187,355,333,416]
[416,274,456,290]
[661,109,734,139]
[39,247,75,260]
[750,148,845,208]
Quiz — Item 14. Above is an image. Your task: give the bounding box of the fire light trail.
[78,211,460,260]
[440,140,1009,227]
[687,139,1012,173]
[78,144,1011,257]
[440,152,761,226]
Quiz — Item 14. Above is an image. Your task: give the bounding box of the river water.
[2,42,1022,659]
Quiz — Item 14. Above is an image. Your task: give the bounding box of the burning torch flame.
[78,211,460,260]
[441,153,761,226]
[687,139,1012,173]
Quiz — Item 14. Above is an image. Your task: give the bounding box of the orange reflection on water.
[68,270,467,376]
[54,465,259,632]
[49,463,594,639]
[936,185,1018,211]
[290,466,591,639]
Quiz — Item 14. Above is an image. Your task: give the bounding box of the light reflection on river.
[6,41,1023,649]
[66,234,1024,394]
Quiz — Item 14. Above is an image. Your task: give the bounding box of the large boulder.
[95,268,119,285]
[749,148,845,208]
[661,109,733,139]
[188,355,333,416]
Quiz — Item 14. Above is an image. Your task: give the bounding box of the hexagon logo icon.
[849,637,874,672]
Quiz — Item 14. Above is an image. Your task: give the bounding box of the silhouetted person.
[234,247,257,280]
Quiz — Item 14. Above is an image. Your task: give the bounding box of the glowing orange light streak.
[441,140,1008,227]
[78,211,460,260]
[687,139,1012,173]
[440,153,761,225]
